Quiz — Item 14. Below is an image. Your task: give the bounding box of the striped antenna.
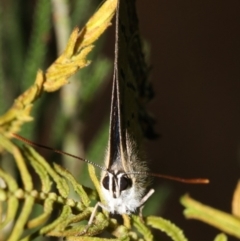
[12,133,107,172]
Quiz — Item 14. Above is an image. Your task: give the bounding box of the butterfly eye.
[119,176,131,191]
[102,176,110,190]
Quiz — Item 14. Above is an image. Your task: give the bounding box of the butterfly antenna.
[12,133,107,172]
[127,171,209,184]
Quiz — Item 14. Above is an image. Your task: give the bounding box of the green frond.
[0,0,117,137]
[27,198,54,229]
[0,135,192,240]
[8,196,35,241]
[0,195,19,231]
[22,145,70,198]
[0,169,19,231]
[132,215,153,241]
[0,134,33,191]
[53,163,90,207]
[181,194,240,239]
[214,233,228,241]
[147,216,188,241]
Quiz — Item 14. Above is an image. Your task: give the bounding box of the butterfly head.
[100,169,147,214]
[102,170,132,199]
[100,149,150,214]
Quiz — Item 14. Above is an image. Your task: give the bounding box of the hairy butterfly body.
[100,0,155,215]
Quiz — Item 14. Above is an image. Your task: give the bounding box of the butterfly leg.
[88,202,108,226]
[140,188,155,207]
[139,188,155,219]
[78,202,108,236]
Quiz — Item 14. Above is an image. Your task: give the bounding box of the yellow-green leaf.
[181,194,240,239]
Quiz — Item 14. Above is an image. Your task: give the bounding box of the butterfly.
[99,0,157,216]
[12,0,208,227]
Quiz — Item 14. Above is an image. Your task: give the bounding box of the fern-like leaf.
[181,194,240,239]
[0,0,118,137]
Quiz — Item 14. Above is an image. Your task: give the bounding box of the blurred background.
[0,0,240,240]
[137,1,240,240]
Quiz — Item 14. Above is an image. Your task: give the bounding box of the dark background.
[138,0,240,240]
[98,0,240,240]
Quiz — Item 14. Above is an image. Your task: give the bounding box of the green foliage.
[214,233,228,241]
[146,216,188,241]
[21,0,51,91]
[0,139,190,240]
[0,0,239,240]
[181,194,240,239]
